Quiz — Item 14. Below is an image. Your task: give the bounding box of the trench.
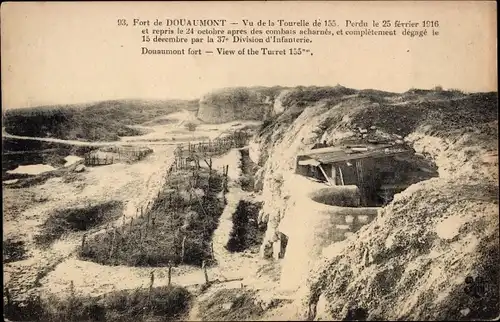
[226,200,265,253]
[238,148,259,192]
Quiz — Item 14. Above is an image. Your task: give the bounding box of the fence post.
[149,271,155,303]
[81,233,87,251]
[202,260,209,284]
[109,228,117,261]
[168,262,172,286]
[68,280,76,316]
[181,236,186,263]
[207,158,212,192]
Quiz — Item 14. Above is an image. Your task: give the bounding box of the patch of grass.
[3,99,199,142]
[2,188,36,221]
[34,201,124,248]
[142,118,178,126]
[79,168,225,267]
[3,285,191,322]
[280,85,357,108]
[198,288,263,321]
[259,118,274,133]
[198,87,275,123]
[3,239,28,263]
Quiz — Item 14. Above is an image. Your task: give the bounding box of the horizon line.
[2,84,497,110]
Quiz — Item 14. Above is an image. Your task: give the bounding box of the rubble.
[73,164,86,173]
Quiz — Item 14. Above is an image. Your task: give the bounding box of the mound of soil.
[198,288,264,321]
[302,178,499,320]
[34,200,124,247]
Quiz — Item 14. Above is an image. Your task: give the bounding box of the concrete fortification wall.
[278,176,379,292]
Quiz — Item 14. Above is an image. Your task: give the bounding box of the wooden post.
[81,234,87,250]
[202,260,209,284]
[5,287,11,314]
[338,166,345,186]
[355,160,366,206]
[168,262,172,286]
[224,165,229,192]
[181,236,186,263]
[109,228,117,261]
[318,164,333,186]
[130,218,134,231]
[149,271,155,302]
[68,280,76,315]
[211,241,215,261]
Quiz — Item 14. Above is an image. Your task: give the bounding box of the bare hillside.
[197,86,287,123]
[242,86,498,320]
[3,99,199,142]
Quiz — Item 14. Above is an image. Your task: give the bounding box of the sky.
[1,1,497,109]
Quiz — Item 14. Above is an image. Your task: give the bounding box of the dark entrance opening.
[357,154,439,206]
[278,232,289,259]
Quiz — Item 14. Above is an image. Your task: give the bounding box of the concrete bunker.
[306,185,380,245]
[295,143,438,206]
[277,179,380,291]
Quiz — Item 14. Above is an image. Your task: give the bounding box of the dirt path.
[2,129,181,146]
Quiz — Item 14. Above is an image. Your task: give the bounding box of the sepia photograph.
[2,1,498,321]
